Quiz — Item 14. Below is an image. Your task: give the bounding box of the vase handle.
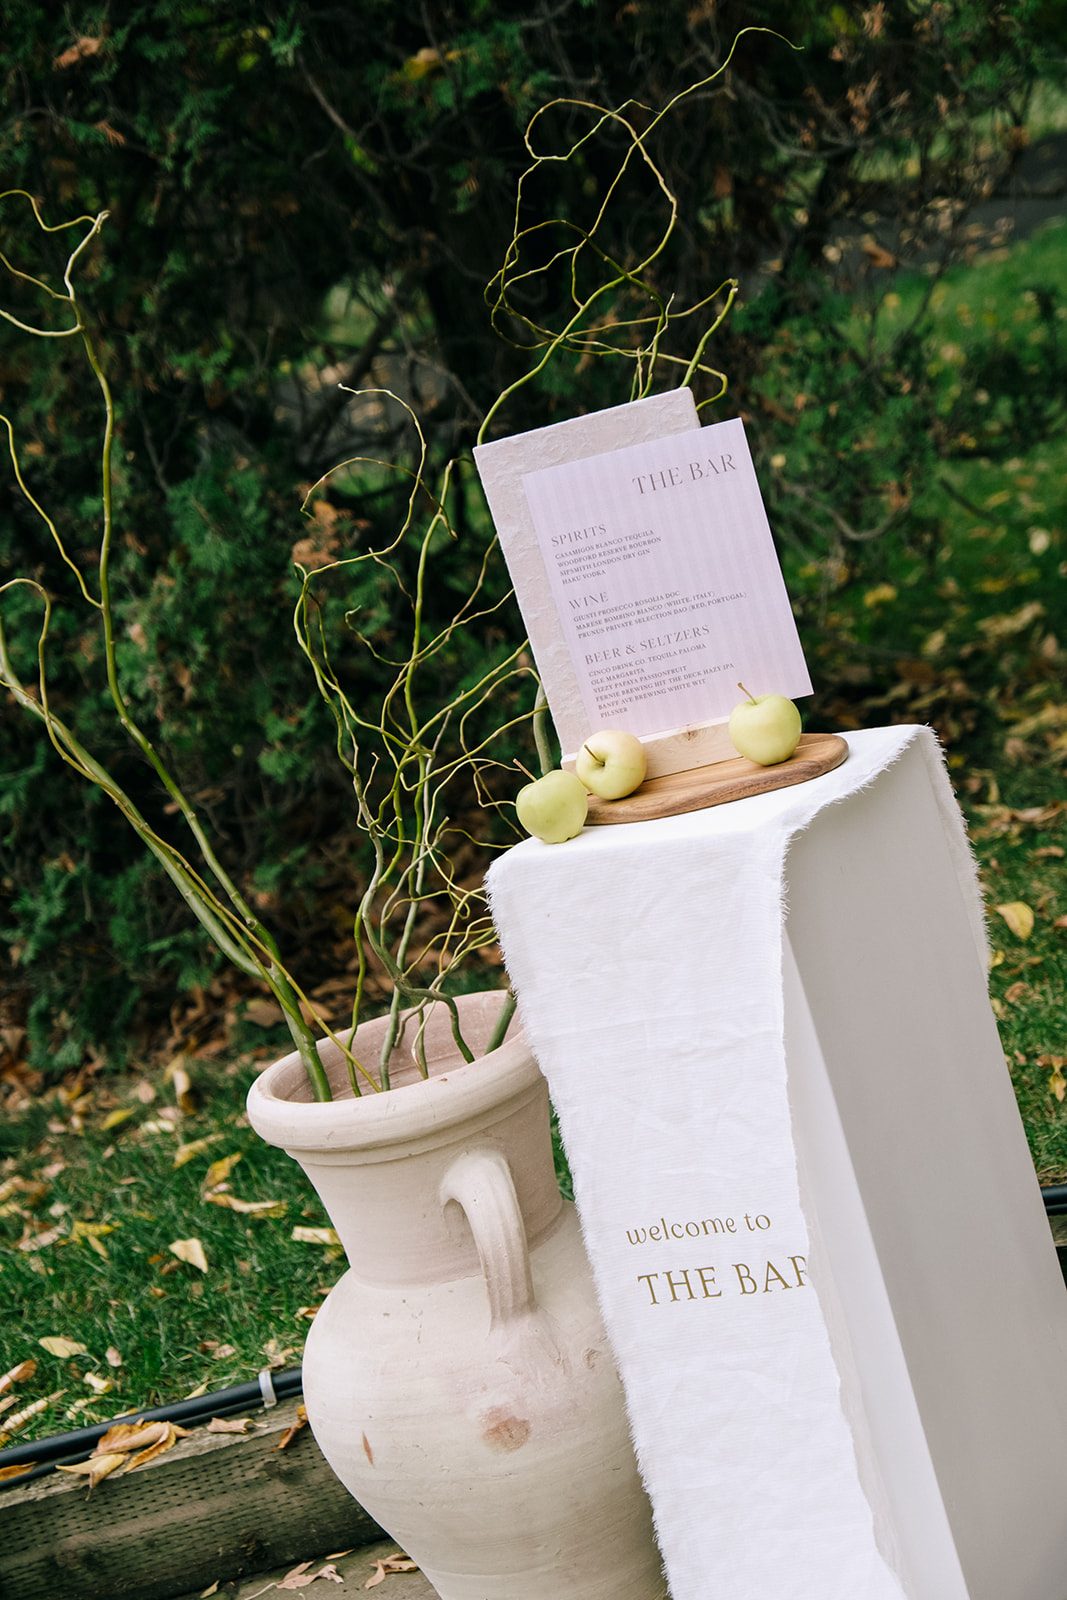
[441,1147,536,1329]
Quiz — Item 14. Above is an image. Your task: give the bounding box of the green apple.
[575,729,648,800]
[728,683,802,766]
[516,769,589,843]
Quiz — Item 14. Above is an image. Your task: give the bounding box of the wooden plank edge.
[0,1396,384,1600]
[585,734,849,824]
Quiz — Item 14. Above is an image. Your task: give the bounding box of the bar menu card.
[520,416,811,739]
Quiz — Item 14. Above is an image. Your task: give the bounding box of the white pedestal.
[486,728,1067,1600]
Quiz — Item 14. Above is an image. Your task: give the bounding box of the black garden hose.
[0,1364,303,1490]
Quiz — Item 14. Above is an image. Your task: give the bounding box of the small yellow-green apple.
[728,683,802,765]
[575,729,648,799]
[516,769,589,843]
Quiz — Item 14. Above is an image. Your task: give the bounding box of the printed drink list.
[520,416,811,739]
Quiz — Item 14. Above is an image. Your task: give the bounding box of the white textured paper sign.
[520,416,811,738]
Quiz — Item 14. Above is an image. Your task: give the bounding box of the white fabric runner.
[487,726,983,1600]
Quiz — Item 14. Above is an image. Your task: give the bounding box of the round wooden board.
[584,733,849,825]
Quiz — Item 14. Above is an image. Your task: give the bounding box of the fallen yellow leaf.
[1011,802,1062,824]
[100,1108,136,1131]
[56,1451,127,1488]
[205,1194,287,1217]
[0,1176,47,1205]
[0,1391,64,1443]
[39,1336,88,1359]
[169,1238,209,1272]
[84,1372,114,1395]
[995,901,1034,940]
[174,1073,197,1114]
[277,1562,316,1590]
[207,1416,253,1434]
[69,1219,117,1259]
[70,1220,118,1239]
[0,1359,36,1393]
[275,1403,309,1452]
[174,1134,226,1168]
[291,1226,341,1247]
[95,1419,169,1453]
[261,1338,297,1368]
[274,1558,345,1590]
[1051,1068,1067,1103]
[203,1151,242,1189]
[93,1417,191,1473]
[0,1461,35,1483]
[164,1055,196,1111]
[125,1421,191,1471]
[366,1555,419,1588]
[18,1225,64,1252]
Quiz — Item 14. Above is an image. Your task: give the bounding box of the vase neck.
[297,1089,563,1290]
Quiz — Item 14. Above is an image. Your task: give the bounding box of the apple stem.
[582,742,605,767]
[737,681,758,706]
[513,759,536,783]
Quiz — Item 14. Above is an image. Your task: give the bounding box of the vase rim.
[246,993,542,1157]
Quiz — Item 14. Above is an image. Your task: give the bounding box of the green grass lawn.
[0,1042,343,1449]
[964,771,1067,1179]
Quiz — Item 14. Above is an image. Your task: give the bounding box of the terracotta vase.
[246,990,666,1600]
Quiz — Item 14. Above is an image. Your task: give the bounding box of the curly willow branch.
[478,27,791,444]
[1,42,775,1097]
[0,192,351,1100]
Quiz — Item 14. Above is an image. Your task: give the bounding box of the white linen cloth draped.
[486,726,982,1600]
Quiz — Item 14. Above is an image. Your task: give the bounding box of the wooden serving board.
[584,732,849,825]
